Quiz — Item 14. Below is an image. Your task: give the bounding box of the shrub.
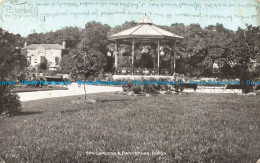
[175,84,184,92]
[0,85,21,115]
[122,86,129,92]
[255,85,260,91]
[121,77,182,94]
[130,85,142,94]
[143,84,157,94]
[126,80,134,88]
[160,84,167,91]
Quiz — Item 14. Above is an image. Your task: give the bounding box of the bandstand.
[108,14,184,80]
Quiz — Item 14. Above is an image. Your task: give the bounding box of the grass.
[0,93,259,162]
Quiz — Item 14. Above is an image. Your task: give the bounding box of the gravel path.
[18,83,122,102]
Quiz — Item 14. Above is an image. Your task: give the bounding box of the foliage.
[61,48,79,72]
[60,23,111,74]
[130,85,142,94]
[0,28,25,114]
[26,27,81,48]
[80,22,111,72]
[120,77,184,94]
[230,25,260,93]
[0,85,21,115]
[122,80,134,92]
[108,21,137,35]
[143,84,157,94]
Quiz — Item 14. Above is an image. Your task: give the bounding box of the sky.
[0,0,259,37]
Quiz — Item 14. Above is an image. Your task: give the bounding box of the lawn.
[0,93,259,162]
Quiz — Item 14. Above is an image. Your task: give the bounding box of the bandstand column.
[114,42,118,69]
[157,40,160,75]
[173,40,176,80]
[171,42,173,70]
[131,39,135,75]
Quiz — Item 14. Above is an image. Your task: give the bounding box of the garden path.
[18,83,122,102]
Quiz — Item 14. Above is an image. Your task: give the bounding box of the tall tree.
[204,24,234,78]
[80,21,111,73]
[71,46,96,99]
[0,28,25,114]
[230,25,260,93]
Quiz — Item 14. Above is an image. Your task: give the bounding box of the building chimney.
[62,41,66,49]
[24,42,27,48]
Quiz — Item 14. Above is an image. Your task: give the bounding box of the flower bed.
[118,77,184,95]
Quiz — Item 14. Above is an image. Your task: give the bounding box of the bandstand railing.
[115,68,175,76]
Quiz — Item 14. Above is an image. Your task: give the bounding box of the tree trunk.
[84,76,87,99]
[84,84,87,99]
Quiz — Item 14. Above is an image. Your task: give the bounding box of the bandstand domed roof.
[108,14,183,40]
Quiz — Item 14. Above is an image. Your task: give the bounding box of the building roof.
[108,15,184,40]
[23,44,63,50]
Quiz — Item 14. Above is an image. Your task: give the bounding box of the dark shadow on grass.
[60,107,95,114]
[8,111,42,117]
[60,109,81,114]
[97,99,133,102]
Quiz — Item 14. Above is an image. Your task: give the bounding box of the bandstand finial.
[139,14,152,24]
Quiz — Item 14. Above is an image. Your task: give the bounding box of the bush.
[121,77,181,94]
[0,85,21,115]
[130,85,142,94]
[122,86,129,92]
[143,84,157,94]
[125,80,134,91]
[255,85,260,91]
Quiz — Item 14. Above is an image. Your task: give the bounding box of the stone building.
[22,41,65,71]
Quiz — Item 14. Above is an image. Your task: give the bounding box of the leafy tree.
[71,46,96,99]
[173,24,207,77]
[0,28,24,114]
[26,33,45,44]
[108,21,137,35]
[61,48,79,73]
[26,27,81,47]
[203,24,234,78]
[230,25,260,93]
[80,21,111,72]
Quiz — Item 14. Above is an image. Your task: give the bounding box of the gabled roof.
[23,44,63,50]
[108,15,184,40]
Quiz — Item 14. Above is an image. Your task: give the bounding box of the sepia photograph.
[0,0,259,162]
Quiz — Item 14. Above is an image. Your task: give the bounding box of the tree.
[174,24,207,77]
[71,46,96,99]
[80,21,111,72]
[61,49,79,73]
[0,28,24,114]
[108,21,137,35]
[26,33,45,44]
[230,25,260,93]
[203,24,234,78]
[26,27,81,47]
[57,24,111,74]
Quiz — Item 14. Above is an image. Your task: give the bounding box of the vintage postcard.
[0,0,259,162]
